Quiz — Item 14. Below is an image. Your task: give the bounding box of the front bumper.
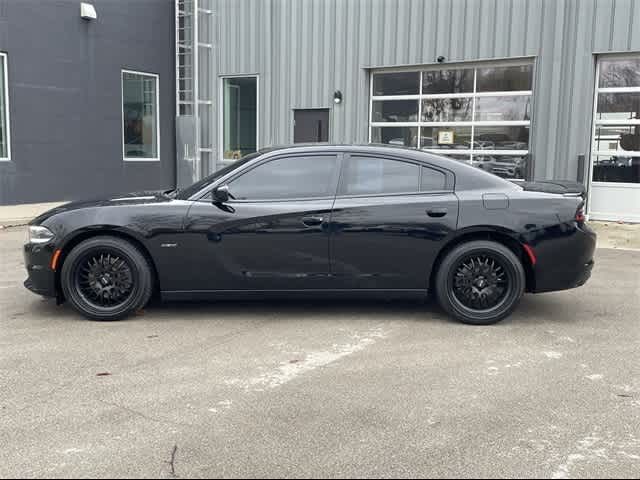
[23,242,57,297]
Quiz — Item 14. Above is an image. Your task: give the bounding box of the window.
[420,167,446,191]
[340,156,420,196]
[370,61,534,179]
[222,76,257,161]
[592,56,640,184]
[122,70,159,160]
[229,155,337,200]
[0,53,10,160]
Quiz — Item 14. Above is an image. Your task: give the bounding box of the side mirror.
[212,184,231,204]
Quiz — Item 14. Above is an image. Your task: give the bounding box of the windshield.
[175,152,263,200]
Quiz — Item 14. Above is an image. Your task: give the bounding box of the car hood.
[30,190,175,225]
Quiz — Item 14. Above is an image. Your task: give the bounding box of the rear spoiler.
[512,180,586,199]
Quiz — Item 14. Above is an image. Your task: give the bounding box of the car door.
[180,153,341,292]
[329,153,458,291]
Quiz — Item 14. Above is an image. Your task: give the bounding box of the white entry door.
[588,55,640,222]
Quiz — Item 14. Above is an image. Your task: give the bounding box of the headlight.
[27,225,55,244]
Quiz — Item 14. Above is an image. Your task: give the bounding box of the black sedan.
[24,145,596,325]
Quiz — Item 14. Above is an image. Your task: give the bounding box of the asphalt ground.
[1,226,639,478]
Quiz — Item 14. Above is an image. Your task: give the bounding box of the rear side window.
[229,155,338,200]
[340,156,420,195]
[420,167,447,191]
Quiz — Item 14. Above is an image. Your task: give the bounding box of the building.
[1,0,639,222]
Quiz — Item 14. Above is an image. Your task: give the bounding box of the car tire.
[60,236,153,321]
[435,240,525,325]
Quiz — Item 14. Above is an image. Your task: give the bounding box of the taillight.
[575,203,586,223]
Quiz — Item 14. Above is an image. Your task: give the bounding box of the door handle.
[302,216,324,227]
[427,208,448,218]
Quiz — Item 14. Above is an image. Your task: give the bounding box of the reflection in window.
[229,156,337,200]
[598,57,640,88]
[475,96,531,122]
[341,157,419,195]
[122,71,158,159]
[223,77,257,161]
[0,54,9,159]
[422,69,473,94]
[372,100,418,122]
[373,72,420,96]
[476,65,533,91]
[474,126,529,150]
[420,167,446,191]
[421,98,472,122]
[371,127,418,147]
[472,154,527,179]
[593,155,640,183]
[596,92,640,121]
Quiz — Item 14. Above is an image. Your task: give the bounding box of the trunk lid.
[515,180,586,198]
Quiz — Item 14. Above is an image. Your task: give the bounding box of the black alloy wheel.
[61,236,153,321]
[435,240,525,325]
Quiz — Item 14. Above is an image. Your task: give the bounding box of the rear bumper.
[530,222,597,293]
[23,243,57,298]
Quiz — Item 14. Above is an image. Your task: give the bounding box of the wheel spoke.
[452,253,511,311]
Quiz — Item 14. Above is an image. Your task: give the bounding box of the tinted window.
[372,72,420,96]
[340,156,419,195]
[420,167,446,191]
[229,155,337,200]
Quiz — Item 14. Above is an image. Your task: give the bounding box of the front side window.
[229,155,337,200]
[0,53,10,160]
[370,61,533,180]
[122,70,159,160]
[340,156,420,196]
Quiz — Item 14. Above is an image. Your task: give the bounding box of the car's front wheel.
[60,236,153,321]
[435,240,525,325]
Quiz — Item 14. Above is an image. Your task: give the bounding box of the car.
[23,145,596,325]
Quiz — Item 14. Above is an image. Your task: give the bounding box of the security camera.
[436,56,446,64]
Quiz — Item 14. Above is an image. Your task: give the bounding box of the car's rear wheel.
[435,240,525,325]
[60,236,153,321]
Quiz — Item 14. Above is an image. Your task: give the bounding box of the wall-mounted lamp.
[80,2,97,21]
[333,90,343,105]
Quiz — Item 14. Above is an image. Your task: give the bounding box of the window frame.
[336,153,454,199]
[121,69,160,162]
[0,52,11,162]
[368,59,535,179]
[214,152,342,203]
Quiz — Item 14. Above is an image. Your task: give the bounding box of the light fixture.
[333,90,343,105]
[80,2,97,21]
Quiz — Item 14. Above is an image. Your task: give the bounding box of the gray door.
[294,109,330,143]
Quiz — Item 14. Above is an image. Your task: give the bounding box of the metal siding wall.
[212,0,640,181]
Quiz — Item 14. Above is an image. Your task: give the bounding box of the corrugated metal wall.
[209,0,640,181]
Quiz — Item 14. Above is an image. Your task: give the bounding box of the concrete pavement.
[0,225,639,478]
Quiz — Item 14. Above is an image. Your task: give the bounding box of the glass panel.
[474,126,530,150]
[599,57,640,88]
[372,72,420,96]
[596,92,640,122]
[592,155,640,183]
[0,56,6,158]
[123,72,158,159]
[422,69,473,94]
[421,98,472,122]
[472,154,527,179]
[229,155,338,200]
[420,126,472,149]
[420,167,446,191]
[476,64,533,92]
[371,100,419,122]
[371,126,418,147]
[594,125,640,153]
[223,77,257,161]
[474,96,531,121]
[341,156,419,195]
